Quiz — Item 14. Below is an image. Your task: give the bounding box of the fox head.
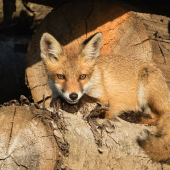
[40,32,103,104]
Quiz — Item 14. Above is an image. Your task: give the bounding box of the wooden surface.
[0,105,58,169]
[1,104,170,169]
[136,13,170,87]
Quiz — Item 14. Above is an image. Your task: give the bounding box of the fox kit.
[40,32,170,162]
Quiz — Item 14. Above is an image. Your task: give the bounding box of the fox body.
[40,32,170,161]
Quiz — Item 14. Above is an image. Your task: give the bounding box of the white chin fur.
[65,99,79,104]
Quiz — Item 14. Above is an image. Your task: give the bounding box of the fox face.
[40,32,103,104]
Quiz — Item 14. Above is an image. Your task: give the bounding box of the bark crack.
[59,8,78,45]
[7,106,16,153]
[11,155,28,169]
[157,42,166,64]
[30,83,47,90]
[0,155,10,161]
[133,38,150,46]
[133,36,170,54]
[159,42,170,54]
[37,95,51,104]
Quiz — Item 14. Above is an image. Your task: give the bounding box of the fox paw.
[137,129,150,147]
[96,102,110,111]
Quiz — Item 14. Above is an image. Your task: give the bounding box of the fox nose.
[69,93,78,100]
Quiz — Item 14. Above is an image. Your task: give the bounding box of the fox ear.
[40,33,63,63]
[81,32,103,61]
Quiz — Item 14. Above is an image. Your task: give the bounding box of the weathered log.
[26,0,170,106]
[0,104,58,170]
[135,13,170,87]
[1,103,170,169]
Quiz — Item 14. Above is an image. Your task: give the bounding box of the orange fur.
[40,32,170,162]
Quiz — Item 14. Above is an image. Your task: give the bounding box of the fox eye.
[79,74,86,80]
[57,74,65,79]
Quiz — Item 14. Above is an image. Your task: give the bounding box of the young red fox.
[40,32,170,162]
